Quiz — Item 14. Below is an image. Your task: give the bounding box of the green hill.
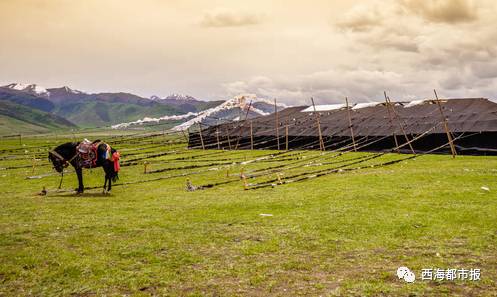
[0,85,225,129]
[53,99,183,128]
[0,100,76,135]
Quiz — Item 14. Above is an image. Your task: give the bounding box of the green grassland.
[0,132,496,296]
[0,101,76,135]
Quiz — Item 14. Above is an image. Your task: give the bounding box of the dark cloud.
[200,8,264,27]
[471,61,497,79]
[222,69,410,105]
[401,0,478,23]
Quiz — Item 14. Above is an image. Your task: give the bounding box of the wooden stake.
[285,116,289,151]
[434,89,457,158]
[250,121,254,150]
[385,92,416,155]
[242,174,248,190]
[274,99,280,150]
[345,97,357,152]
[197,123,205,150]
[144,161,149,174]
[241,168,248,190]
[311,97,325,151]
[383,92,400,153]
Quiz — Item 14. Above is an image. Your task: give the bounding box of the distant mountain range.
[0,83,224,134]
[113,94,288,131]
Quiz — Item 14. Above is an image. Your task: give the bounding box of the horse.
[48,141,120,194]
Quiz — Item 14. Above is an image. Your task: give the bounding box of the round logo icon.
[397,266,416,283]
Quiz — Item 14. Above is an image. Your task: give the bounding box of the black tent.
[188,98,497,155]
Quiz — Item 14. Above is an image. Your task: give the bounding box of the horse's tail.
[111,171,119,182]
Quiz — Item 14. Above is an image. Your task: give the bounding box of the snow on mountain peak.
[166,93,196,101]
[62,86,86,94]
[171,94,289,131]
[5,83,50,96]
[149,93,197,101]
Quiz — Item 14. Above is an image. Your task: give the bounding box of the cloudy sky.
[1,0,496,104]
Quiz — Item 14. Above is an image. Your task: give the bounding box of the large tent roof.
[203,98,497,138]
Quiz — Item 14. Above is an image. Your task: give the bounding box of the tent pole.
[285,116,289,151]
[197,123,205,150]
[345,97,357,152]
[216,127,221,150]
[384,92,416,155]
[383,92,400,153]
[235,100,253,150]
[250,120,254,150]
[187,128,190,148]
[311,97,325,151]
[226,126,232,150]
[274,99,280,150]
[180,129,189,143]
[434,89,457,158]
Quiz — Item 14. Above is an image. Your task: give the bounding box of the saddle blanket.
[76,139,112,168]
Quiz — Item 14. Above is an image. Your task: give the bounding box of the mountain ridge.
[0,83,223,128]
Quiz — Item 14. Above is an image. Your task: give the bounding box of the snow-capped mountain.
[60,86,86,95]
[3,83,88,100]
[4,83,50,97]
[150,93,223,113]
[151,93,197,102]
[111,94,288,131]
[172,94,288,131]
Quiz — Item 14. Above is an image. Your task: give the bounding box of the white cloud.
[200,8,264,27]
[336,4,383,32]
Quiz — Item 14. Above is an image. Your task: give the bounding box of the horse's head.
[48,142,78,173]
[48,151,65,173]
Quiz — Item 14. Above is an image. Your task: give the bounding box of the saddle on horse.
[76,139,114,169]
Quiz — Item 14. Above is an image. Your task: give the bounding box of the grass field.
[0,132,496,296]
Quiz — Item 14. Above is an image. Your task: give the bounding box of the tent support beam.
[216,127,220,150]
[434,89,457,158]
[285,116,289,151]
[384,92,400,153]
[274,99,280,150]
[311,97,325,151]
[235,100,253,150]
[226,127,232,150]
[345,97,357,152]
[384,92,416,155]
[250,121,254,150]
[197,123,205,150]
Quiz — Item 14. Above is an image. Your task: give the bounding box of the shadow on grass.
[50,191,112,198]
